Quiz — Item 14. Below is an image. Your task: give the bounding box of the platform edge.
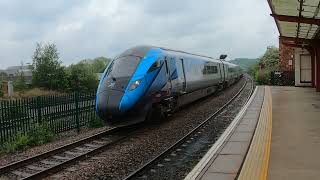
[238,86,272,180]
[184,86,259,180]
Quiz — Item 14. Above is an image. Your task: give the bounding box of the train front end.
[95,46,163,125]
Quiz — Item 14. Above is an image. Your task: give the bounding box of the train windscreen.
[108,56,141,78]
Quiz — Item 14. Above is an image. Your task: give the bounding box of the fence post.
[37,96,42,124]
[75,92,80,133]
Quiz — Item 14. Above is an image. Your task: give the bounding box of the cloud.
[0,0,278,68]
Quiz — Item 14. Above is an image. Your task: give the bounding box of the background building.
[0,65,32,84]
[270,0,320,90]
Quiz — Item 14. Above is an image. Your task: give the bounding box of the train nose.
[96,89,125,119]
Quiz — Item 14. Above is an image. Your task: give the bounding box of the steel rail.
[0,125,136,179]
[123,76,254,180]
[22,135,127,180]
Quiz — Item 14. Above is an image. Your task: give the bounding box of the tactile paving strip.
[238,86,272,180]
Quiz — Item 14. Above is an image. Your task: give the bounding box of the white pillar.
[8,81,13,97]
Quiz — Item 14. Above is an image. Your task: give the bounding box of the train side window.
[148,60,161,73]
[212,66,218,73]
[203,66,208,74]
[203,65,218,74]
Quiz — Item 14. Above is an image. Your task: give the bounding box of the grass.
[0,117,105,154]
[14,88,64,98]
[89,117,105,128]
[0,88,64,99]
[0,122,55,154]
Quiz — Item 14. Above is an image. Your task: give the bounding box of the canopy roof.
[268,0,320,46]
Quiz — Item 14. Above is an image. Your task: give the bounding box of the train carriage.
[96,46,242,125]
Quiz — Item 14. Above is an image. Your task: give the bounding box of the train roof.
[159,47,216,60]
[117,45,238,65]
[159,47,229,64]
[117,46,153,58]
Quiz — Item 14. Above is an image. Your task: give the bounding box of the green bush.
[0,122,55,153]
[89,117,105,128]
[255,71,270,85]
[1,142,16,153]
[13,73,28,91]
[28,122,55,146]
[0,89,3,97]
[247,46,279,85]
[1,134,30,153]
[14,134,30,149]
[66,62,99,92]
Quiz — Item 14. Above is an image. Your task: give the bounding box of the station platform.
[185,86,320,180]
[268,86,320,179]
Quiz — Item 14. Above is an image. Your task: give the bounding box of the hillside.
[229,58,259,70]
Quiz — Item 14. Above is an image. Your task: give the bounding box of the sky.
[0,0,279,69]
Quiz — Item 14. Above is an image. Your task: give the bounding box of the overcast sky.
[0,0,278,69]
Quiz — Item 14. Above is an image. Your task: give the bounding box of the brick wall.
[1,81,8,94]
[279,40,295,71]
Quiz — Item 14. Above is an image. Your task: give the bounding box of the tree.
[0,72,8,82]
[247,46,280,85]
[79,57,110,73]
[91,57,110,73]
[0,72,8,97]
[14,71,28,91]
[32,43,67,90]
[66,62,98,92]
[14,61,28,91]
[259,46,279,71]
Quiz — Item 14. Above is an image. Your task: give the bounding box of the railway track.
[0,125,139,179]
[0,77,252,180]
[124,76,254,180]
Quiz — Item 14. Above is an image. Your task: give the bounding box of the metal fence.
[0,92,98,143]
[270,71,295,86]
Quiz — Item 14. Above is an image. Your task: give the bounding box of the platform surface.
[185,86,265,180]
[186,86,320,180]
[268,86,320,180]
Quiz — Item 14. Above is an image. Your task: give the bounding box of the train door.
[176,58,187,93]
[221,62,227,82]
[164,57,172,92]
[224,64,229,82]
[218,63,224,83]
[165,56,183,94]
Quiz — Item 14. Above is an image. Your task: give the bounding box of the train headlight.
[129,79,141,91]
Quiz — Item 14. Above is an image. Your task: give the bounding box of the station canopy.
[268,0,320,46]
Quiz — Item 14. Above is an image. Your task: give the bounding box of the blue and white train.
[96,46,242,125]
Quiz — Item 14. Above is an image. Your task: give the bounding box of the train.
[96,46,243,125]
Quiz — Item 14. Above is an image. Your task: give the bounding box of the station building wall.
[279,40,295,71]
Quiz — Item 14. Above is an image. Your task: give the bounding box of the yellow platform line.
[238,86,272,180]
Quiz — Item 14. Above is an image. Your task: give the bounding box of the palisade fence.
[0,92,98,143]
[270,71,295,86]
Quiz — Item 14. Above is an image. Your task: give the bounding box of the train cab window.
[107,56,141,78]
[148,60,161,73]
